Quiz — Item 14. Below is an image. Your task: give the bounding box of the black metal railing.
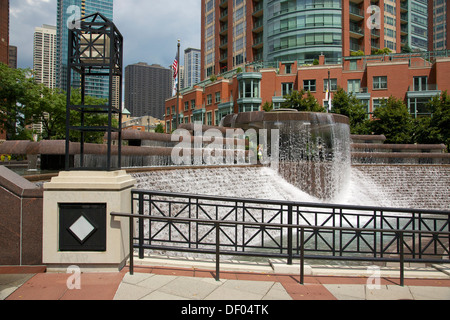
[111,190,450,285]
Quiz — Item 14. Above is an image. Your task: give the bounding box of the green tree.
[370,96,414,144]
[414,91,450,151]
[331,88,371,134]
[282,89,325,112]
[373,48,392,55]
[350,50,365,57]
[24,85,67,140]
[155,123,165,133]
[262,101,273,112]
[0,63,38,139]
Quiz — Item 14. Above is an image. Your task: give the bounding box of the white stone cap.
[44,170,136,191]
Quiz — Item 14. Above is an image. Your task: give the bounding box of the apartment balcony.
[253,2,263,18]
[253,35,264,49]
[353,87,371,101]
[371,29,380,38]
[349,4,364,22]
[220,24,228,35]
[401,25,408,36]
[220,0,228,9]
[349,23,364,39]
[219,53,228,63]
[220,9,228,22]
[218,99,234,113]
[400,1,408,12]
[219,39,228,49]
[253,18,264,34]
[400,13,408,24]
[407,84,440,99]
[254,51,263,62]
[350,42,363,52]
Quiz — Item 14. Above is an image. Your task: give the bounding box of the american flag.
[172,55,178,79]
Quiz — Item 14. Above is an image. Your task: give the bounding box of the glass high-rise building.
[34,25,57,89]
[265,0,343,63]
[184,48,201,89]
[406,0,429,51]
[56,0,114,100]
[201,0,437,80]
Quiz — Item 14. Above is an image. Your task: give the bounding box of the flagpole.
[327,68,331,113]
[176,39,181,130]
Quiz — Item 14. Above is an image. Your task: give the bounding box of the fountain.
[221,109,352,201]
[0,110,448,210]
[1,111,448,267]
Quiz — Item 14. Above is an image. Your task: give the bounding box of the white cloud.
[115,0,201,67]
[9,0,201,69]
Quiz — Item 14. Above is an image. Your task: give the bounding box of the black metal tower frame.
[65,12,123,171]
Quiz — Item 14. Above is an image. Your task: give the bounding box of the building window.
[282,83,294,96]
[284,63,292,74]
[207,112,212,126]
[238,104,260,113]
[303,79,316,92]
[206,66,214,77]
[191,99,196,109]
[207,94,212,105]
[239,79,260,98]
[413,76,428,91]
[373,76,387,90]
[409,97,432,118]
[215,110,219,125]
[324,79,337,92]
[234,54,244,66]
[372,98,386,114]
[348,79,361,93]
[184,101,189,111]
[215,92,221,103]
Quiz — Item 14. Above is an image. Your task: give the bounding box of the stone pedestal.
[43,170,136,271]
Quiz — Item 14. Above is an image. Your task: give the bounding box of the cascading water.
[263,111,351,202]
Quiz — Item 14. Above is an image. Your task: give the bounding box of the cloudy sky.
[9,0,202,70]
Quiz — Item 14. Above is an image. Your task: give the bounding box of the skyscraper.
[8,45,16,69]
[184,48,201,89]
[125,63,172,119]
[56,0,113,99]
[0,0,9,65]
[405,0,429,51]
[428,0,449,51]
[34,25,57,88]
[201,0,434,80]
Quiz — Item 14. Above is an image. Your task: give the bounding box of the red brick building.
[165,51,450,132]
[0,0,9,66]
[201,0,413,82]
[428,0,449,52]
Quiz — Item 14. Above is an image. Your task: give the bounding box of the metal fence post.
[215,222,220,281]
[300,227,305,285]
[399,231,405,287]
[288,204,293,265]
[139,193,144,259]
[129,216,134,275]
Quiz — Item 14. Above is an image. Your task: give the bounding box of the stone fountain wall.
[350,165,450,210]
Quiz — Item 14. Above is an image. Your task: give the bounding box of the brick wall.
[0,0,9,65]
[0,166,43,266]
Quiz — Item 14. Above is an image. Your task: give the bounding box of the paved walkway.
[1,260,450,302]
